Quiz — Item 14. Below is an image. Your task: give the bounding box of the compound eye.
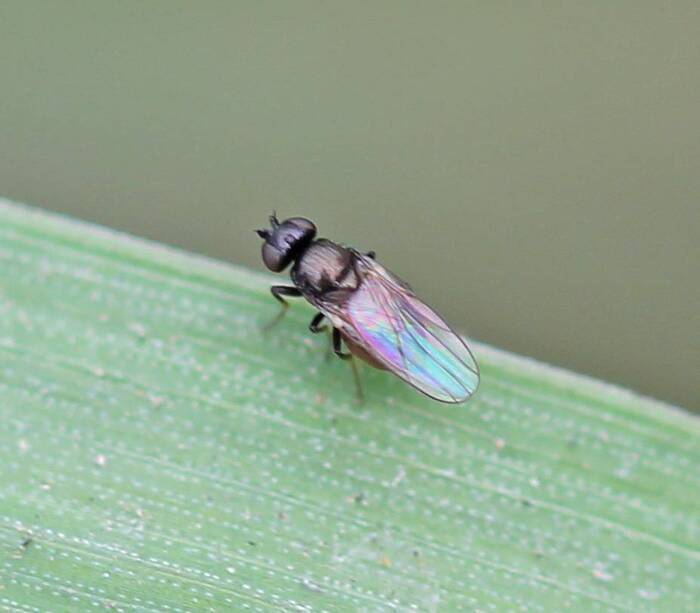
[261,242,288,272]
[258,216,317,272]
[285,217,317,239]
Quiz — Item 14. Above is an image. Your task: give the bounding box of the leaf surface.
[0,199,698,611]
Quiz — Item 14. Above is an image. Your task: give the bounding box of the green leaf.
[1,198,698,611]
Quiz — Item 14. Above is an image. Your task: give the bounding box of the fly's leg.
[309,312,334,360]
[263,285,302,331]
[332,327,352,359]
[365,251,376,259]
[333,328,364,403]
[308,312,326,333]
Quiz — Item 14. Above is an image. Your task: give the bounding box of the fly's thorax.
[291,239,361,299]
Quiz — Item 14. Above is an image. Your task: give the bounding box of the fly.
[256,214,479,403]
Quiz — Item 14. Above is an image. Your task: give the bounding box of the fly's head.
[256,213,317,272]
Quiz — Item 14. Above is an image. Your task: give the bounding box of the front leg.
[263,285,302,330]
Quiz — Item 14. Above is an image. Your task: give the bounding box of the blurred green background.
[0,2,698,409]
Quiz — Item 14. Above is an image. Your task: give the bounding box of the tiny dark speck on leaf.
[354,492,365,504]
[247,540,257,546]
[21,537,33,549]
[521,498,533,508]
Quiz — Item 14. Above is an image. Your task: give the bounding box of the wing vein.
[342,262,479,403]
[369,277,466,401]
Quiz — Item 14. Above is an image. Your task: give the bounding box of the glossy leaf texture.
[0,198,698,611]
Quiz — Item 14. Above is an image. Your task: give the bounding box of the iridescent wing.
[340,261,480,403]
